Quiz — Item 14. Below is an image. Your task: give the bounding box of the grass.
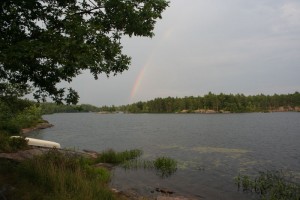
[122,156,178,178]
[0,145,178,199]
[97,149,178,178]
[154,157,177,178]
[122,159,154,170]
[235,170,300,200]
[95,149,143,164]
[0,149,116,200]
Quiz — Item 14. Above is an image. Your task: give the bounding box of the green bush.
[0,122,21,135]
[0,98,42,135]
[8,136,28,151]
[15,105,42,129]
[0,133,29,152]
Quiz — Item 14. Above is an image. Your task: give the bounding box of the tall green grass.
[96,149,143,164]
[0,146,178,199]
[1,150,115,200]
[153,157,177,178]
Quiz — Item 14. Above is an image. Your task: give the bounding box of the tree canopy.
[0,0,169,104]
[101,92,300,113]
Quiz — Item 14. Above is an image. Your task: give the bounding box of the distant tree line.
[100,92,300,113]
[40,103,100,114]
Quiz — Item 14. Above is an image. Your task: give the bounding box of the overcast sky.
[66,0,300,106]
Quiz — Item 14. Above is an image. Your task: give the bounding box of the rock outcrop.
[0,148,50,161]
[0,147,94,162]
[22,122,54,134]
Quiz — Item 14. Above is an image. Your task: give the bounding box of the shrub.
[0,133,29,152]
[15,105,42,129]
[0,98,42,135]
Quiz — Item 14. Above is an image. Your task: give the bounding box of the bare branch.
[88,0,97,7]
[73,6,104,15]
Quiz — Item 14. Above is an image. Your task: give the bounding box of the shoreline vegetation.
[235,171,300,200]
[0,143,179,199]
[98,106,300,114]
[37,92,300,115]
[99,92,300,114]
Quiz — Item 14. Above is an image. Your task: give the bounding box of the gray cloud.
[62,0,300,106]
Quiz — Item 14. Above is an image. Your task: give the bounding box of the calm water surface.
[29,112,300,199]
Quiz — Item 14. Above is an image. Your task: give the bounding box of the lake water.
[29,112,300,199]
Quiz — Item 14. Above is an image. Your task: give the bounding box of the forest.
[40,103,101,114]
[100,92,300,113]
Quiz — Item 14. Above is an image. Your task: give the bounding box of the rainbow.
[129,26,174,103]
[129,62,148,103]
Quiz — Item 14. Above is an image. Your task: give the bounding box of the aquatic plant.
[121,156,178,178]
[235,170,300,200]
[97,149,178,178]
[96,149,143,164]
[154,157,177,178]
[122,159,154,170]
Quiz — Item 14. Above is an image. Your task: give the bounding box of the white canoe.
[11,136,61,148]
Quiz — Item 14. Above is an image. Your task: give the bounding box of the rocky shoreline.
[179,106,300,114]
[21,121,54,134]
